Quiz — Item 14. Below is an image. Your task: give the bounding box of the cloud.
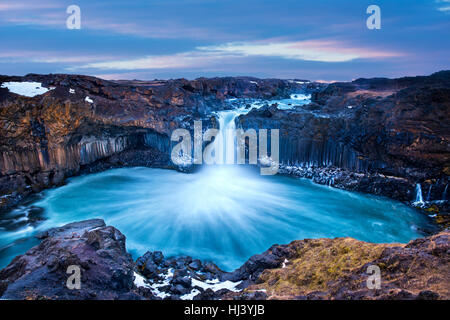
[75,39,404,71]
[0,1,65,27]
[77,51,228,70]
[0,1,60,11]
[436,0,450,12]
[83,18,226,40]
[0,2,228,40]
[33,55,119,64]
[0,50,119,64]
[198,40,403,63]
[2,16,64,27]
[94,72,152,80]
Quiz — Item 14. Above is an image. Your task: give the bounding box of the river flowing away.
[0,95,435,270]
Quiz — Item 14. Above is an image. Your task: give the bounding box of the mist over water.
[0,166,432,270]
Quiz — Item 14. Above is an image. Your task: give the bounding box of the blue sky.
[0,0,449,81]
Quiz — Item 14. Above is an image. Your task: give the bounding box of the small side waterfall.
[327,177,335,187]
[443,184,448,201]
[426,185,432,201]
[415,183,424,204]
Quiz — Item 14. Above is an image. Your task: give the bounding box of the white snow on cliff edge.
[1,81,53,97]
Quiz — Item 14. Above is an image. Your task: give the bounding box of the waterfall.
[443,184,448,201]
[328,178,334,187]
[215,103,258,164]
[415,183,424,204]
[216,110,240,164]
[426,185,432,201]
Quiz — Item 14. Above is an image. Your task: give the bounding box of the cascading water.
[0,95,436,271]
[214,102,261,164]
[216,110,239,164]
[415,183,425,205]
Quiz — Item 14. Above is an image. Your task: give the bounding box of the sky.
[0,0,449,81]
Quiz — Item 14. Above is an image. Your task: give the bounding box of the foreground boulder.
[132,230,450,300]
[0,219,448,300]
[0,219,141,299]
[232,230,450,300]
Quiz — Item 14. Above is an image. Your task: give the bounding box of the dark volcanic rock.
[0,74,304,212]
[1,71,449,216]
[172,275,191,288]
[0,219,143,300]
[0,219,448,300]
[135,251,166,280]
[188,259,202,270]
[224,244,296,282]
[133,230,449,301]
[132,250,235,300]
[232,229,450,300]
[238,71,450,214]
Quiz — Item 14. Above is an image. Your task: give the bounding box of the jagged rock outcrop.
[0,219,143,299]
[229,229,450,300]
[0,219,448,300]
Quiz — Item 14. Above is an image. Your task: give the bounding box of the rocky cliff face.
[0,74,303,211]
[238,71,450,208]
[0,71,449,218]
[0,219,448,300]
[1,73,448,300]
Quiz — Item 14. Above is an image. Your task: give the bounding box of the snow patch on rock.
[290,93,311,101]
[191,278,242,292]
[133,272,151,288]
[180,289,201,300]
[1,81,53,97]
